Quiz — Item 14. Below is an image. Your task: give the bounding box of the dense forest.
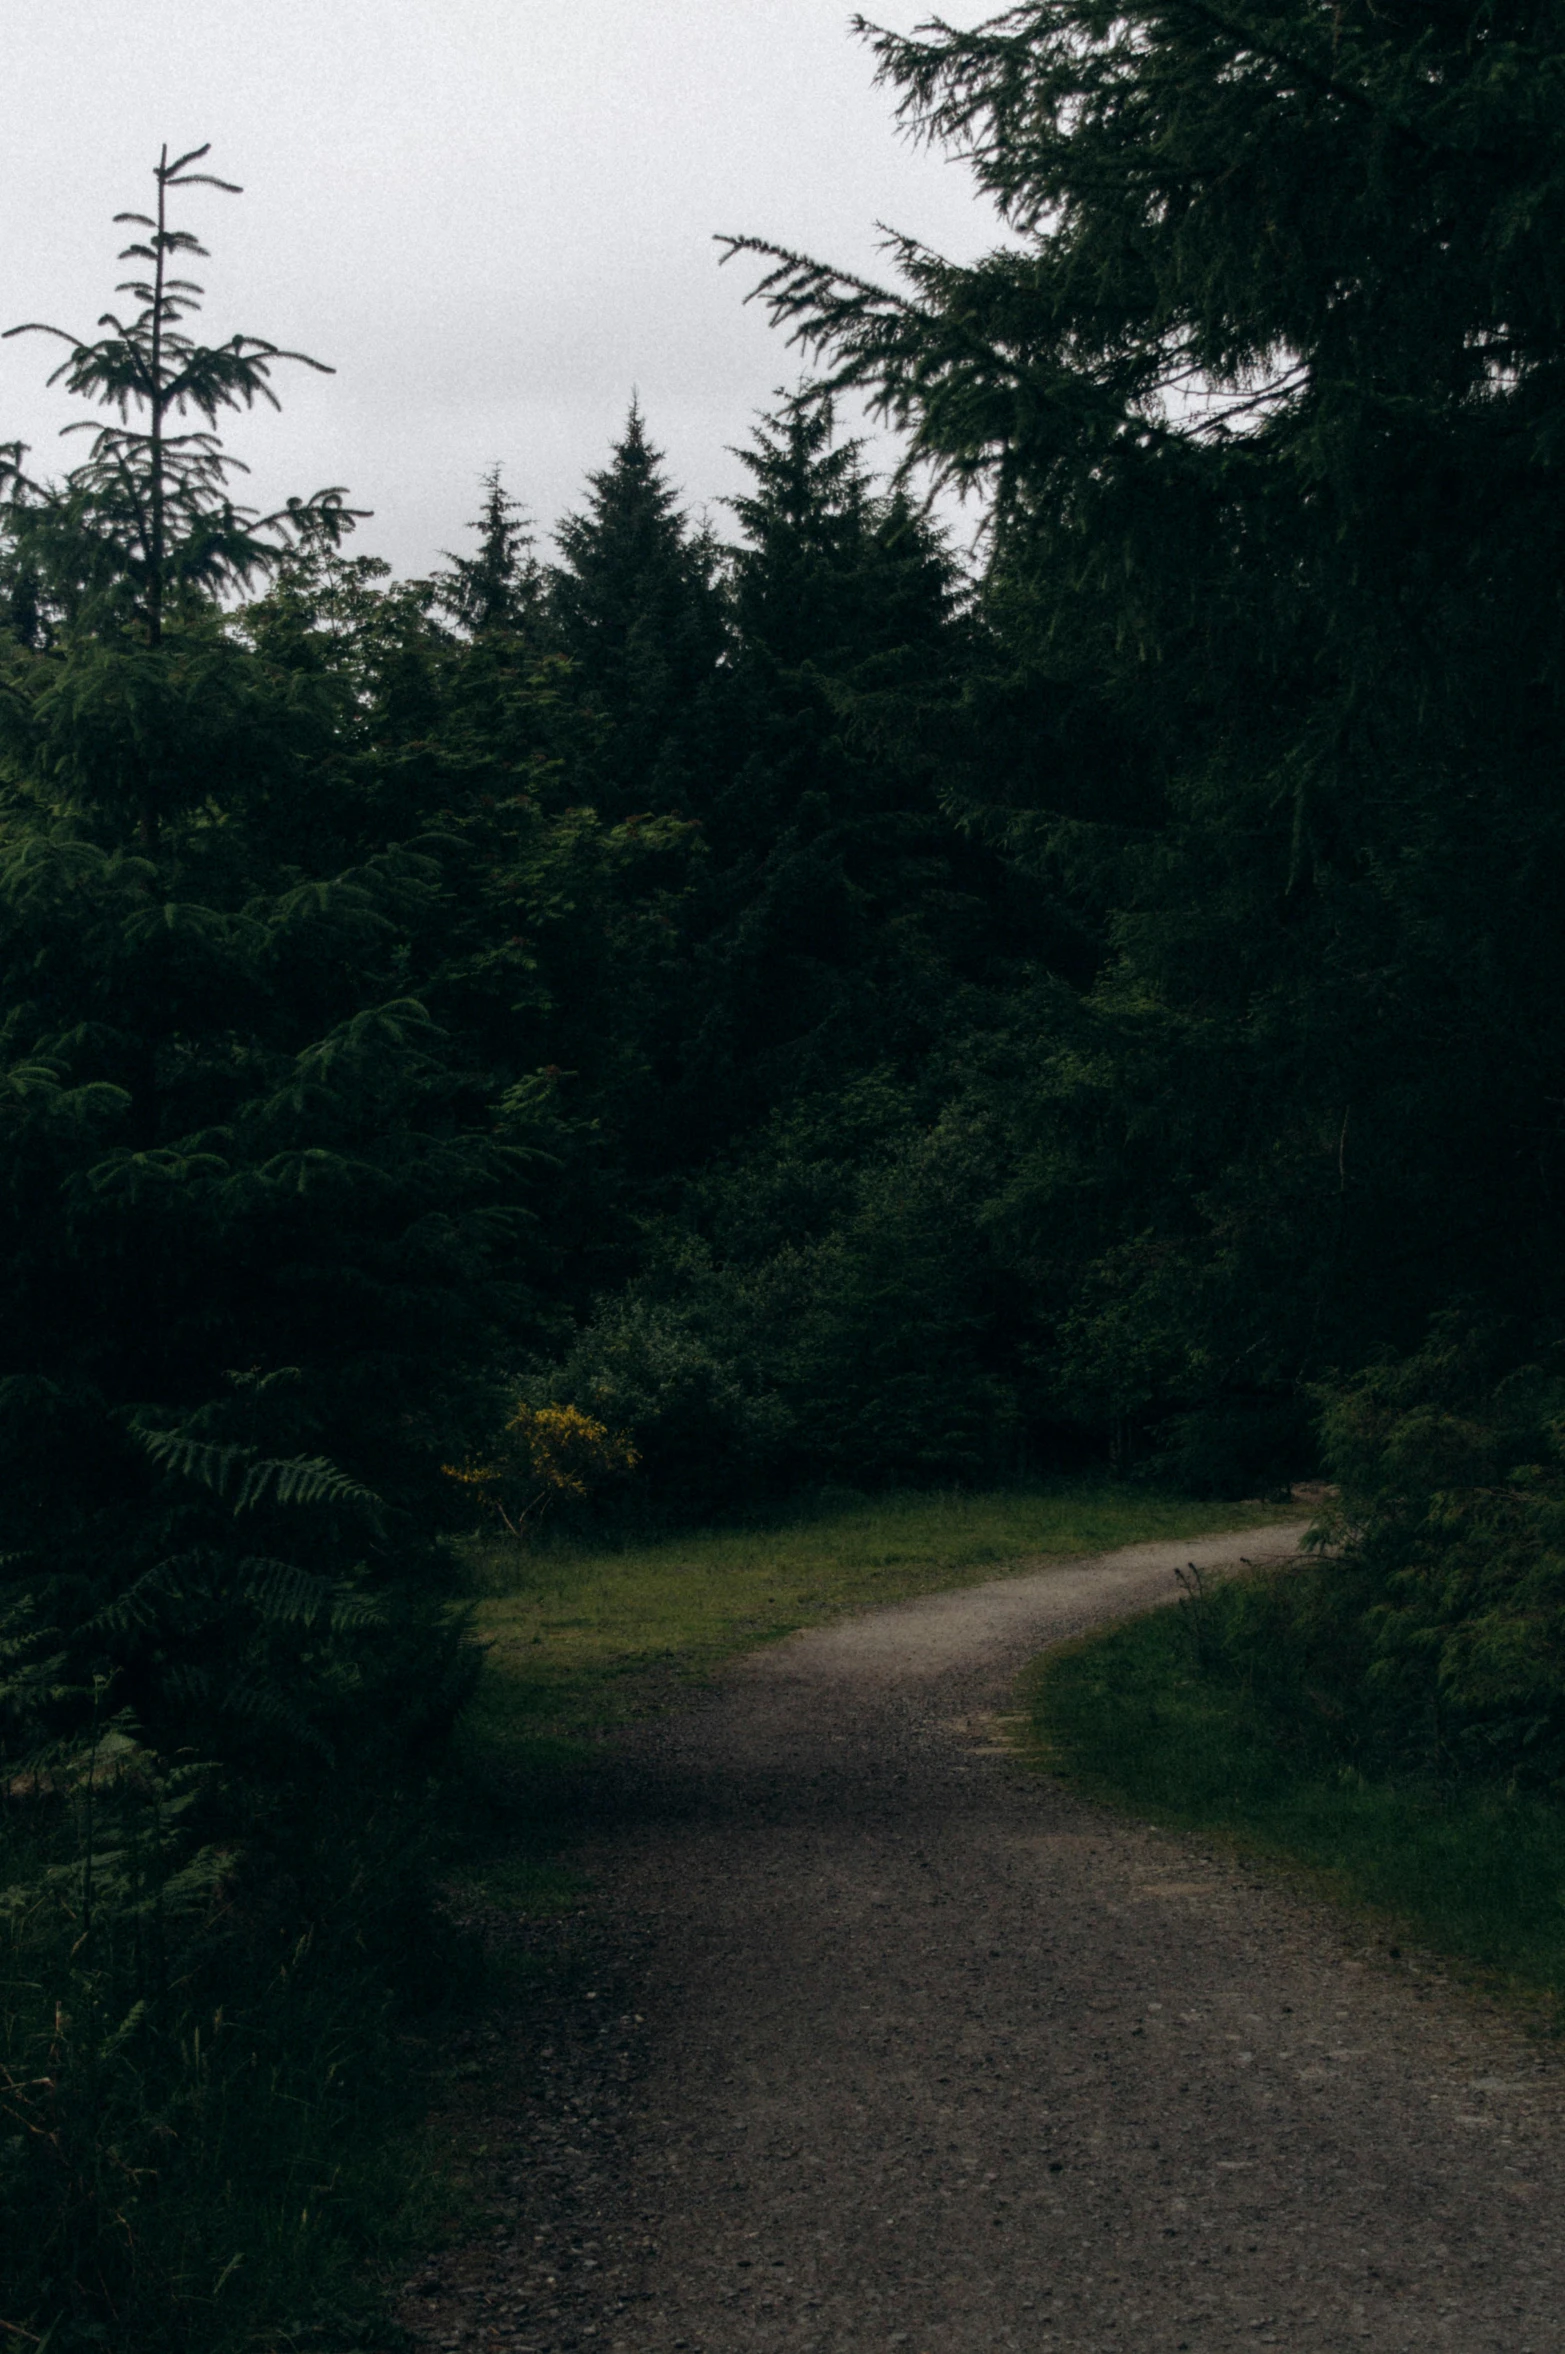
[8,0,1565,2341]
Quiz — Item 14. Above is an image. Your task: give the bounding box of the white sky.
[5,1,1000,578]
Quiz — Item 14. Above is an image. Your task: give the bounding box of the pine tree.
[549,400,725,814]
[435,461,546,637]
[4,144,358,653]
[673,402,992,1133]
[0,162,533,2340]
[0,143,527,1745]
[728,0,1565,1477]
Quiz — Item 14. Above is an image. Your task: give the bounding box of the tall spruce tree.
[3,144,357,664]
[0,145,526,1777]
[672,402,991,1134]
[435,462,547,638]
[549,400,725,815]
[0,158,534,2343]
[728,0,1565,1480]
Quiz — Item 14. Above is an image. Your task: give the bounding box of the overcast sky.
[5,2,1001,579]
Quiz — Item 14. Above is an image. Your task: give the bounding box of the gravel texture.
[400,1525,1565,2354]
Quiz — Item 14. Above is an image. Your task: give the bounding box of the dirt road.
[408,1527,1565,2353]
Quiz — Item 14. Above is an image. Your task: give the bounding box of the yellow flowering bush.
[444,1401,637,1537]
[509,1401,638,1497]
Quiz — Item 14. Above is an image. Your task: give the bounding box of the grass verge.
[1029,1593,1565,2010]
[0,1796,457,2354]
[463,1481,1284,1755]
[449,1482,1286,1908]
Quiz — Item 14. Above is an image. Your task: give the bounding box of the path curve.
[421,1526,1565,2354]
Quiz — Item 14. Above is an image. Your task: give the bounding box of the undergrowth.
[1030,1578,1565,2007]
[0,1756,453,2353]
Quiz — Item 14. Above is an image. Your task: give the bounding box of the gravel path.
[405,1526,1565,2354]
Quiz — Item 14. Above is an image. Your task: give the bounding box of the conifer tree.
[673,401,990,1132]
[4,144,357,654]
[0,151,564,2354]
[435,461,546,637]
[549,400,725,813]
[0,171,526,2336]
[728,0,1565,1477]
[0,140,525,1742]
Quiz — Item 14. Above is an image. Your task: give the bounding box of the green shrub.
[1033,1594,1565,1998]
[540,1079,1034,1514]
[1134,1322,1565,1793]
[0,1584,452,2352]
[1301,1326,1565,1787]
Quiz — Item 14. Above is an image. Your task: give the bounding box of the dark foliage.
[10,9,1565,2325]
[548,401,726,820]
[1271,1328,1565,1790]
[728,0,1565,1479]
[0,157,515,2351]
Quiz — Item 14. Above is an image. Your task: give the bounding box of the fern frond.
[231,1555,384,1629]
[234,1454,382,1520]
[84,1559,177,1637]
[133,1423,384,1524]
[222,1674,334,1761]
[135,1428,252,1499]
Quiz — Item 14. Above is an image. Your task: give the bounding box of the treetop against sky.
[3,1,999,579]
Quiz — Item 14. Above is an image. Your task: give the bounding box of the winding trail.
[416,1526,1565,2354]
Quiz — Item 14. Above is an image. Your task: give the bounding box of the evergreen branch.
[1166,0,1455,143]
[162,142,240,190]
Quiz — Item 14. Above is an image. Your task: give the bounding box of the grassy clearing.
[1029,1597,1565,2009]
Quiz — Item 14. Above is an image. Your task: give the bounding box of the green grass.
[448,1482,1287,1918]
[461,1481,1287,1764]
[1030,1597,1565,2008]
